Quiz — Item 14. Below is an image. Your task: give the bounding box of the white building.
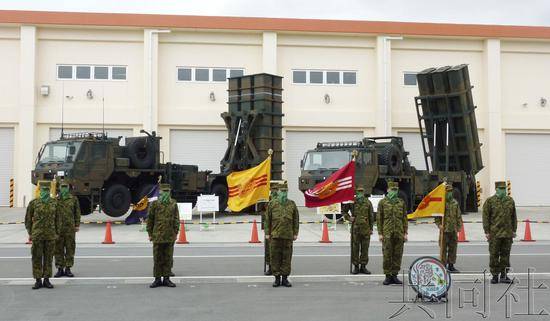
[1,10,550,207]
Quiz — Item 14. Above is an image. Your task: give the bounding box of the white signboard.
[177,203,193,220]
[316,203,342,215]
[370,195,385,212]
[196,195,219,212]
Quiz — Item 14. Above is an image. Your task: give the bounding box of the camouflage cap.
[38,180,51,189]
[356,186,365,193]
[160,184,171,192]
[495,181,506,189]
[279,187,288,192]
[445,184,453,192]
[387,181,399,190]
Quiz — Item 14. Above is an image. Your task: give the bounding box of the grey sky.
[0,0,549,26]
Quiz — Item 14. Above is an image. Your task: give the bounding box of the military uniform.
[265,187,299,287]
[54,183,81,277]
[483,181,517,284]
[377,182,408,285]
[25,181,60,289]
[345,187,374,274]
[434,184,462,272]
[147,184,180,288]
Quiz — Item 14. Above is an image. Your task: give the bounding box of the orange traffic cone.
[457,224,468,242]
[25,237,32,244]
[249,219,261,243]
[176,220,189,244]
[521,219,535,242]
[102,221,115,244]
[319,218,332,243]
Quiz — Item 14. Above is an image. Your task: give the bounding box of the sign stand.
[196,195,219,231]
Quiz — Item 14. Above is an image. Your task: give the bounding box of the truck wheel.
[102,184,131,217]
[211,183,228,212]
[380,145,403,175]
[78,196,93,216]
[128,137,155,169]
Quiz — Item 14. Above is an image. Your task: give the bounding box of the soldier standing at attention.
[377,181,408,285]
[434,184,463,273]
[54,182,81,278]
[25,181,60,290]
[265,186,299,288]
[345,187,374,274]
[483,181,517,284]
[147,184,180,288]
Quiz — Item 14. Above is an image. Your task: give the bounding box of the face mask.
[60,187,70,199]
[279,191,288,203]
[40,189,50,202]
[356,192,364,201]
[446,192,453,200]
[160,191,170,204]
[387,189,398,200]
[496,188,506,198]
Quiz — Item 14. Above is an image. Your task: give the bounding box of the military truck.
[31,73,284,217]
[299,65,482,213]
[31,130,210,217]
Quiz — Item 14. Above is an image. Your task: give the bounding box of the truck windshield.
[38,142,81,164]
[303,150,351,170]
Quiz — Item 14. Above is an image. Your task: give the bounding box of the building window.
[57,65,73,79]
[292,69,356,85]
[404,72,417,86]
[326,71,340,84]
[177,67,245,82]
[94,66,109,80]
[112,66,127,80]
[293,70,307,84]
[309,71,323,84]
[76,66,91,79]
[213,69,227,82]
[177,68,192,81]
[343,72,356,84]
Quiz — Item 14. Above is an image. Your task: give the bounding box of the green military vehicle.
[32,130,211,217]
[299,65,483,213]
[31,73,284,217]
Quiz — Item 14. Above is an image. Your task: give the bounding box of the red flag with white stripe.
[303,161,355,208]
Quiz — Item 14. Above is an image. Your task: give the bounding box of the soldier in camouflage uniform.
[265,186,299,287]
[54,182,81,278]
[344,187,374,274]
[434,184,463,273]
[25,181,60,289]
[147,184,180,288]
[377,181,408,285]
[483,181,517,284]
[259,186,279,276]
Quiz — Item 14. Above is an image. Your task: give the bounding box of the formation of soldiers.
[25,179,517,289]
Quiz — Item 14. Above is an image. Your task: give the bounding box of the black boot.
[281,276,292,287]
[351,265,360,275]
[264,265,272,276]
[383,275,393,285]
[54,268,64,278]
[500,272,513,284]
[447,264,459,273]
[163,277,176,288]
[169,271,175,277]
[149,277,162,288]
[43,278,54,289]
[491,275,499,284]
[65,267,74,278]
[32,278,42,290]
[272,276,281,287]
[392,275,403,285]
[360,265,371,275]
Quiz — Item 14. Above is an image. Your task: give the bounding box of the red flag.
[303,161,355,208]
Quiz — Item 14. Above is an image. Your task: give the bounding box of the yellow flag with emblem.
[407,183,446,219]
[227,156,271,212]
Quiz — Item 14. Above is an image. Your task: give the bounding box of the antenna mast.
[61,82,65,139]
[102,86,105,137]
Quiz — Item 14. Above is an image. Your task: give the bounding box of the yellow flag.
[407,183,446,219]
[227,156,271,212]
